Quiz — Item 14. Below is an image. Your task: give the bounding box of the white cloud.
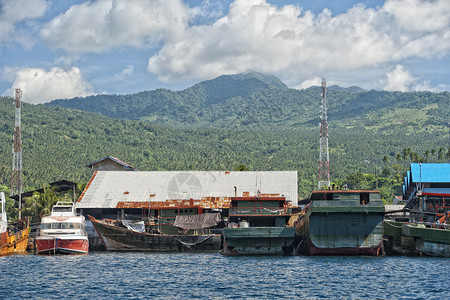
[382,65,415,92]
[0,0,49,47]
[32,0,450,90]
[146,0,450,86]
[382,64,437,92]
[3,67,93,103]
[40,0,190,53]
[296,77,322,89]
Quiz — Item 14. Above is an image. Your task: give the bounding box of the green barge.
[222,196,297,255]
[295,190,385,255]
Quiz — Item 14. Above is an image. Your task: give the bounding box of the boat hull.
[223,227,296,255]
[0,227,29,255]
[383,220,419,256]
[90,217,222,252]
[402,224,450,257]
[36,237,89,255]
[296,207,384,256]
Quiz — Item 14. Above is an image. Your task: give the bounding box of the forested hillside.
[1,72,449,211]
[1,95,448,204]
[47,72,450,135]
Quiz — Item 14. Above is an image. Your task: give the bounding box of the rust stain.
[116,197,233,209]
[123,191,129,195]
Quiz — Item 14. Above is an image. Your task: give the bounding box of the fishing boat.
[88,199,223,252]
[0,192,29,255]
[35,201,89,255]
[222,195,297,255]
[295,189,385,255]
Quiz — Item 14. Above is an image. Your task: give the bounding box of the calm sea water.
[0,252,448,299]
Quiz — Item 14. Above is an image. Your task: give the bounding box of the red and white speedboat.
[36,201,89,255]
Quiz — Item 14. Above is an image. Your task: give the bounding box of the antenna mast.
[11,88,23,219]
[318,78,331,190]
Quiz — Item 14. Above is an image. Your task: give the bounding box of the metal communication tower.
[11,88,23,219]
[318,78,331,190]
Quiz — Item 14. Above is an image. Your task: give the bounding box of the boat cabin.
[228,196,292,227]
[51,201,76,216]
[114,199,223,235]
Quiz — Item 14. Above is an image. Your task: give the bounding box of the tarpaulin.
[173,213,221,230]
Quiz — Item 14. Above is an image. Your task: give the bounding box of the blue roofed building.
[403,163,450,202]
[402,163,450,223]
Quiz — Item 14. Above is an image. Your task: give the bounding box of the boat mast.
[318,78,331,190]
[11,88,24,219]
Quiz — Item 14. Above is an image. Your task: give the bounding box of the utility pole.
[11,88,23,220]
[318,78,331,190]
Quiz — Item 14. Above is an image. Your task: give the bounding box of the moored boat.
[402,222,450,257]
[0,192,29,255]
[88,200,223,252]
[384,190,450,257]
[383,220,418,256]
[35,201,89,255]
[295,189,385,255]
[222,195,297,255]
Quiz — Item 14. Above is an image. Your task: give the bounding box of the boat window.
[334,193,360,201]
[61,223,80,229]
[360,193,369,205]
[40,223,52,230]
[53,207,73,213]
[51,223,62,229]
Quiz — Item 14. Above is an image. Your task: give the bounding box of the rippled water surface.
[1,252,448,299]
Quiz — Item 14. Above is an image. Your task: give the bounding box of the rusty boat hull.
[0,227,29,255]
[89,216,222,252]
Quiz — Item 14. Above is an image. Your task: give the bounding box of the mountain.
[46,72,450,135]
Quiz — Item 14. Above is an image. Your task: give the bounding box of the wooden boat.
[295,190,385,255]
[88,205,223,252]
[0,192,29,255]
[222,195,298,255]
[35,201,89,255]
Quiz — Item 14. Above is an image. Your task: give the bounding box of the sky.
[0,0,449,104]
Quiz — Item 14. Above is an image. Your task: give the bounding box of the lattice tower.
[318,78,331,190]
[11,89,23,219]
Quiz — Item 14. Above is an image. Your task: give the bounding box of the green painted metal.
[223,227,296,255]
[311,200,385,213]
[310,213,384,248]
[402,224,450,245]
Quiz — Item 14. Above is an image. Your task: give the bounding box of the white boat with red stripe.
[36,201,89,255]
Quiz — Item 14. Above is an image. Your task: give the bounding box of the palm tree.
[23,186,62,223]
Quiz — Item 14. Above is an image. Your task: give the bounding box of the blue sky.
[0,0,449,103]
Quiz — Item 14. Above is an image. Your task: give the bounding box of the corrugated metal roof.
[410,163,450,183]
[85,156,136,170]
[76,171,298,209]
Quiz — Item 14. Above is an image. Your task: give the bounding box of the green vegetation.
[47,73,449,135]
[1,72,449,218]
